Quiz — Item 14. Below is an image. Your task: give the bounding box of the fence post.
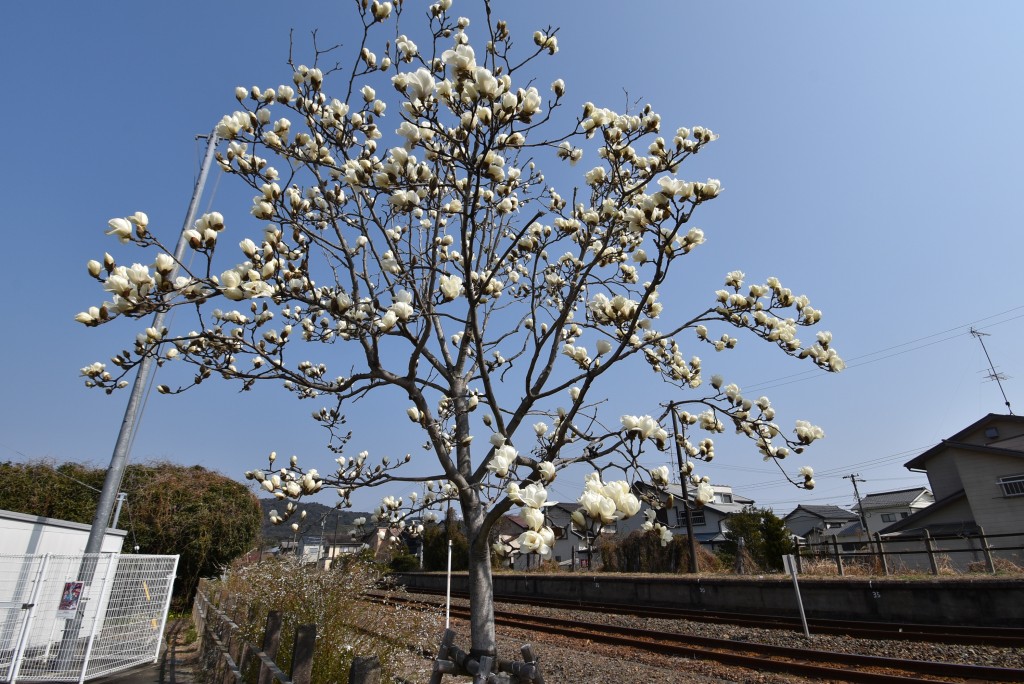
[221,629,235,684]
[290,624,317,684]
[237,605,258,675]
[874,533,889,576]
[924,529,939,575]
[257,611,284,684]
[350,655,382,684]
[793,537,803,574]
[831,535,844,576]
[978,527,996,574]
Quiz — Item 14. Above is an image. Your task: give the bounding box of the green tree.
[422,509,468,572]
[720,507,794,572]
[0,461,260,605]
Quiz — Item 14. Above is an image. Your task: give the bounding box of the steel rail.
[397,587,1024,648]
[372,594,1024,684]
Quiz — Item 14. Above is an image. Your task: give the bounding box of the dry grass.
[204,556,441,683]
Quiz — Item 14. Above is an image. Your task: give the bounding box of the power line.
[742,308,1024,393]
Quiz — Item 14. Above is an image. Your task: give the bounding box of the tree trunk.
[464,503,497,657]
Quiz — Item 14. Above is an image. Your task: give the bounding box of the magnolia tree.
[79,0,841,664]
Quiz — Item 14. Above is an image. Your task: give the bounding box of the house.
[878,414,1024,568]
[783,504,859,541]
[622,483,755,550]
[857,487,934,534]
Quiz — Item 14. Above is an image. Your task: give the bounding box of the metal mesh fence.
[0,553,178,683]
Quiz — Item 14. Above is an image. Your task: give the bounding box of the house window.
[715,493,733,504]
[998,475,1024,497]
[881,513,897,523]
[900,512,909,519]
[675,508,706,527]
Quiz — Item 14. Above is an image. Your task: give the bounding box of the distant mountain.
[258,498,371,543]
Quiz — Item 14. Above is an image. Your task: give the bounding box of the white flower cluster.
[693,478,714,506]
[800,330,845,372]
[486,443,518,478]
[104,212,149,244]
[247,454,323,499]
[798,465,815,489]
[502,482,557,557]
[572,473,641,527]
[650,465,671,486]
[619,415,668,449]
[795,420,825,445]
[588,293,640,326]
[267,501,304,526]
[640,511,673,547]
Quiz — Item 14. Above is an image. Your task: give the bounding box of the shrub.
[600,531,720,573]
[212,556,440,683]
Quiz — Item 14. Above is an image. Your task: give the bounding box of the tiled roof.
[786,504,857,520]
[859,487,930,509]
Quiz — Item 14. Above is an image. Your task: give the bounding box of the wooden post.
[221,630,235,684]
[290,624,317,684]
[978,527,996,574]
[257,611,284,684]
[793,537,803,574]
[831,535,844,576]
[349,655,382,684]
[238,605,259,675]
[428,629,456,684]
[874,533,889,576]
[474,655,494,684]
[521,644,545,684]
[924,529,939,575]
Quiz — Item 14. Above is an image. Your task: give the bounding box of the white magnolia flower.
[519,482,553,509]
[521,506,544,532]
[106,217,133,243]
[506,482,523,504]
[516,529,552,556]
[579,490,616,523]
[439,274,463,300]
[694,481,714,506]
[486,444,517,477]
[650,465,670,486]
[538,461,556,483]
[533,422,549,437]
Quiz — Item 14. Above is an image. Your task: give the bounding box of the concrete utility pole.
[670,405,699,573]
[844,473,870,537]
[83,132,219,556]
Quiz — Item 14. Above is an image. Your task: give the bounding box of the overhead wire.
[741,307,1024,393]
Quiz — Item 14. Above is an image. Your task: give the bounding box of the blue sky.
[2,1,1023,518]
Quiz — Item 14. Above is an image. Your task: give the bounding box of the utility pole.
[844,473,870,537]
[84,131,220,557]
[670,405,699,573]
[970,328,1014,415]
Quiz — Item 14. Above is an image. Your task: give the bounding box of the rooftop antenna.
[970,328,1014,415]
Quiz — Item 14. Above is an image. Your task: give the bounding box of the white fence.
[0,553,178,683]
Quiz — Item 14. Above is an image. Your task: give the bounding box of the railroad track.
[398,586,1024,648]
[372,593,1024,683]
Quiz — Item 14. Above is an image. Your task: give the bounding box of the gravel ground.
[391,592,1024,683]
